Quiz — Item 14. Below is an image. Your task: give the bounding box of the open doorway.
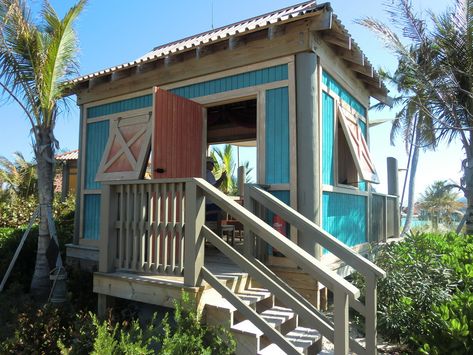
[206,98,258,192]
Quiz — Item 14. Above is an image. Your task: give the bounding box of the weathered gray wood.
[296,52,321,259]
[243,184,255,258]
[364,273,378,355]
[198,179,359,297]
[247,185,385,278]
[203,226,334,340]
[183,181,205,286]
[202,267,300,355]
[333,290,349,355]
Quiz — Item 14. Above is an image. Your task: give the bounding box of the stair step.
[205,287,272,312]
[258,327,322,355]
[232,306,296,336]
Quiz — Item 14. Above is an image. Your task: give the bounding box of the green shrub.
[355,232,473,351]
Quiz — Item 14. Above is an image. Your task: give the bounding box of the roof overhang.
[69,1,390,105]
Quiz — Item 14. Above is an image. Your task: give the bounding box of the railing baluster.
[139,183,146,271]
[155,183,162,272]
[170,183,176,273]
[132,184,139,271]
[118,185,125,269]
[178,182,185,275]
[147,183,153,271]
[125,184,131,270]
[162,183,169,273]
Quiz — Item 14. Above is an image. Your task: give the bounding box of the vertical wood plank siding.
[322,92,335,185]
[87,94,153,119]
[322,192,367,248]
[170,64,288,99]
[358,120,367,191]
[322,71,366,116]
[83,194,100,240]
[265,87,290,184]
[85,120,109,190]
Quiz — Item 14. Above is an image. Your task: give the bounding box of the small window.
[337,105,379,186]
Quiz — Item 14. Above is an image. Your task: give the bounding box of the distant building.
[55,150,78,200]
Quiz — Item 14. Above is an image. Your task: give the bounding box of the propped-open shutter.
[153,88,205,179]
[96,110,152,181]
[338,105,379,183]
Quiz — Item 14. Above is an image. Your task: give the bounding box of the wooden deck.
[94,247,248,309]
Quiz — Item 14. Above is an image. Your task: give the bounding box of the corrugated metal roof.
[55,149,78,161]
[71,1,324,84]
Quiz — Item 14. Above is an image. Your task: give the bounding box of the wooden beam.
[309,10,333,31]
[348,62,374,77]
[89,75,111,90]
[322,31,351,50]
[111,68,133,81]
[137,61,157,74]
[268,24,286,40]
[337,47,364,66]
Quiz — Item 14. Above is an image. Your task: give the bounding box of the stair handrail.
[193,178,359,298]
[246,185,385,278]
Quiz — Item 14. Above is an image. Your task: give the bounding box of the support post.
[184,180,205,286]
[365,273,378,355]
[387,157,400,238]
[333,290,349,355]
[296,52,321,259]
[243,184,256,258]
[99,183,118,273]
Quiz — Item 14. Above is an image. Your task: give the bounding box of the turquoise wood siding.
[322,92,335,185]
[322,71,366,117]
[322,192,367,248]
[265,87,289,184]
[87,94,152,119]
[83,194,100,240]
[171,64,288,99]
[358,119,367,191]
[85,120,109,190]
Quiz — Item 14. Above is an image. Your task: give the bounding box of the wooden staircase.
[204,273,323,355]
[98,178,386,354]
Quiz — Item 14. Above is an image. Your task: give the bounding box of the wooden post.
[365,273,378,355]
[184,180,205,286]
[99,183,118,273]
[387,157,400,238]
[243,184,255,258]
[333,290,349,355]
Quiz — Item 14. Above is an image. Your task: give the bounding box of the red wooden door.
[153,88,205,179]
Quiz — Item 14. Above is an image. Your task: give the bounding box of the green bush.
[356,232,473,351]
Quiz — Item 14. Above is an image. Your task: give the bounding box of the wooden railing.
[370,192,399,243]
[99,178,385,354]
[99,179,187,275]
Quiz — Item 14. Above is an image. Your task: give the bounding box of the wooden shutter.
[95,110,152,181]
[153,88,205,179]
[338,105,379,183]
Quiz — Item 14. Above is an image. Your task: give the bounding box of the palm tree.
[0,0,86,299]
[418,180,464,229]
[0,151,37,200]
[211,144,236,195]
[360,0,473,234]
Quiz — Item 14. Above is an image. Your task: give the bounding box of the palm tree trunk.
[401,132,420,236]
[464,143,473,235]
[30,127,54,300]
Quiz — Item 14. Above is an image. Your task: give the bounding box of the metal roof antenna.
[211,0,214,29]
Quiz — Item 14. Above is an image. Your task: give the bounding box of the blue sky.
[0,0,457,200]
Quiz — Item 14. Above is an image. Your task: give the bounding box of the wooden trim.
[267,184,291,191]
[79,238,100,248]
[321,84,367,122]
[191,80,289,106]
[160,56,294,91]
[288,60,297,245]
[322,184,369,197]
[257,89,266,184]
[316,55,323,258]
[95,109,152,182]
[79,102,88,241]
[82,88,154,112]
